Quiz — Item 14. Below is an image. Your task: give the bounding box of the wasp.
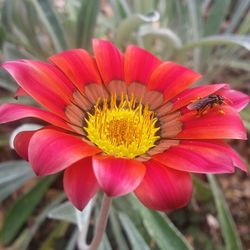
[187,94,228,116]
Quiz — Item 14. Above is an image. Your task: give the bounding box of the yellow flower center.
[84,94,160,158]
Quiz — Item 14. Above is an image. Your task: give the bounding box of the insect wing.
[187,97,211,110]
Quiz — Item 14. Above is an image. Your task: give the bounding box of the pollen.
[84,94,160,158]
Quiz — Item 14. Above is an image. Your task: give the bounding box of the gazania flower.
[0,39,249,211]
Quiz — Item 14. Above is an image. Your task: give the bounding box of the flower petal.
[135,160,192,211]
[64,157,99,210]
[92,155,145,197]
[2,60,72,119]
[124,45,161,85]
[49,49,102,93]
[177,105,247,140]
[14,130,37,160]
[0,103,72,131]
[217,88,250,112]
[15,87,28,98]
[171,84,227,112]
[218,143,248,172]
[28,129,100,176]
[148,62,202,101]
[153,140,235,173]
[93,39,124,84]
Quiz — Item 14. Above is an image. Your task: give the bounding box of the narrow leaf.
[226,0,250,33]
[10,194,65,250]
[119,212,150,250]
[76,0,100,49]
[181,35,250,51]
[129,196,193,250]
[138,26,182,49]
[0,176,55,245]
[30,0,68,52]
[116,11,160,47]
[48,200,93,228]
[204,0,230,36]
[109,210,129,250]
[207,175,243,250]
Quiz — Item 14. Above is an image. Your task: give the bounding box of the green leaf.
[48,200,93,228]
[99,234,112,250]
[110,210,129,250]
[210,59,250,72]
[181,35,250,51]
[138,26,182,49]
[0,161,34,202]
[186,0,203,70]
[225,0,250,33]
[1,0,13,32]
[0,160,33,185]
[64,229,78,250]
[39,221,69,250]
[186,0,203,40]
[9,194,65,250]
[201,0,231,70]
[207,175,243,250]
[204,0,230,36]
[0,176,55,245]
[30,0,68,52]
[133,0,155,14]
[116,11,160,47]
[75,0,100,49]
[193,175,212,202]
[129,196,193,250]
[110,0,131,20]
[119,212,150,250]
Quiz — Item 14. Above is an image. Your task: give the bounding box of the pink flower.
[0,39,249,211]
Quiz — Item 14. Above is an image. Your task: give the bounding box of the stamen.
[84,94,160,158]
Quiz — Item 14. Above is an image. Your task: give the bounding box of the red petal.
[135,160,192,211]
[64,157,99,210]
[0,103,72,131]
[14,130,37,160]
[15,87,28,98]
[93,39,124,84]
[171,84,227,112]
[2,60,72,119]
[153,140,235,173]
[49,49,102,93]
[124,45,161,85]
[28,129,100,176]
[148,62,202,101]
[218,143,248,172]
[177,106,247,140]
[217,88,250,112]
[92,155,145,197]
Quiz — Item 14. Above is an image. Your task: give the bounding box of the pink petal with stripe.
[2,60,71,119]
[217,88,250,112]
[93,39,124,84]
[177,106,247,140]
[64,157,99,210]
[15,87,28,98]
[148,62,202,101]
[14,130,37,160]
[135,160,192,211]
[49,49,102,93]
[28,129,100,176]
[124,45,161,85]
[92,155,145,197]
[153,140,235,173]
[0,103,72,131]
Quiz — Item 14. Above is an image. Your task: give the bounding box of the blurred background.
[0,0,249,249]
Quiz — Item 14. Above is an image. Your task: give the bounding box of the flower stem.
[88,194,112,250]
